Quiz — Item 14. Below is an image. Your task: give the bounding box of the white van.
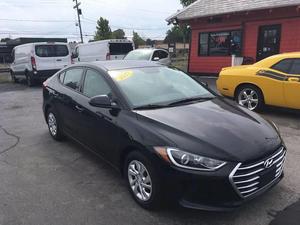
[10,42,71,86]
[73,39,134,62]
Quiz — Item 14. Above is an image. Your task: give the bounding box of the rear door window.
[289,59,300,75]
[271,59,293,73]
[63,68,84,91]
[35,45,69,57]
[109,43,133,55]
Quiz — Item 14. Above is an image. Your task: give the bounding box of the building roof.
[167,0,300,22]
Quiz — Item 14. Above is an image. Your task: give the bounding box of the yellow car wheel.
[235,85,264,112]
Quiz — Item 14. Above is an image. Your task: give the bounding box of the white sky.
[0,0,182,42]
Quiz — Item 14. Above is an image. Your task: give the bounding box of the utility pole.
[73,0,83,43]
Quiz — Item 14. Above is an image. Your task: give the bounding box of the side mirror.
[153,57,160,61]
[71,52,78,59]
[89,95,118,108]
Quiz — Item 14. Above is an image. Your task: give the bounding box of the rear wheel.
[235,85,264,112]
[26,74,34,87]
[10,71,18,83]
[124,151,163,210]
[46,108,64,141]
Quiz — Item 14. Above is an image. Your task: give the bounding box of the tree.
[94,17,112,41]
[164,25,188,43]
[132,31,145,48]
[180,0,196,7]
[146,38,154,46]
[112,29,125,39]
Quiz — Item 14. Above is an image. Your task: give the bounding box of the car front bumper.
[157,146,286,211]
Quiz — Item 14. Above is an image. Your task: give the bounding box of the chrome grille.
[230,147,286,198]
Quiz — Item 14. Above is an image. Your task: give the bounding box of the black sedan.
[43,61,286,211]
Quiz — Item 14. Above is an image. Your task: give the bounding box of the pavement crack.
[0,125,20,155]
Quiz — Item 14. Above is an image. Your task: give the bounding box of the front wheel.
[47,109,64,141]
[124,151,163,210]
[235,85,264,111]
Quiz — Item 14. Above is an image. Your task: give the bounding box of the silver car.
[124,48,171,66]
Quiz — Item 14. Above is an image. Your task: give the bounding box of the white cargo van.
[73,39,134,62]
[10,42,71,86]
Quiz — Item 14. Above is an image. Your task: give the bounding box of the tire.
[26,74,34,87]
[124,151,163,210]
[46,108,64,141]
[10,71,18,83]
[235,85,264,112]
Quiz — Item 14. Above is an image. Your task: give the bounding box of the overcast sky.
[0,0,182,42]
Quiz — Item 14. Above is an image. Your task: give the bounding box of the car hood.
[135,98,282,163]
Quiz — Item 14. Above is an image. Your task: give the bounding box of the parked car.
[217,52,300,111]
[124,48,171,65]
[10,42,71,86]
[72,39,134,62]
[43,61,285,211]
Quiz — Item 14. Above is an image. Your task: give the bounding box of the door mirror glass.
[89,95,112,108]
[153,57,160,61]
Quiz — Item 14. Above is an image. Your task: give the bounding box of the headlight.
[154,147,226,171]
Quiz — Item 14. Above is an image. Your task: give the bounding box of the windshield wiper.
[167,96,215,106]
[133,104,168,110]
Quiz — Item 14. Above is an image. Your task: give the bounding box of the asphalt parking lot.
[0,80,299,225]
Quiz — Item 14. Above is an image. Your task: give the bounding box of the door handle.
[75,105,84,112]
[288,77,300,82]
[56,59,62,62]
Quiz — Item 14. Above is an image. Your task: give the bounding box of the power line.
[81,17,167,31]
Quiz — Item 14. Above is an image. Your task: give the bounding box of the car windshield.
[124,50,152,60]
[108,67,215,109]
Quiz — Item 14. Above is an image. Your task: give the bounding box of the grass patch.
[0,73,11,83]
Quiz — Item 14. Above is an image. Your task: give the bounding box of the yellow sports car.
[217,52,300,111]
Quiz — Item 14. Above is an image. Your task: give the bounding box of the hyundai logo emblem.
[264,158,274,168]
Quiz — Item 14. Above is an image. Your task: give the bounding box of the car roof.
[254,52,300,67]
[86,60,163,71]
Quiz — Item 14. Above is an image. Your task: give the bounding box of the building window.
[199,30,242,56]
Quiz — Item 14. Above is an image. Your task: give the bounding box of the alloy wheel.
[48,112,57,137]
[238,88,259,111]
[128,160,152,202]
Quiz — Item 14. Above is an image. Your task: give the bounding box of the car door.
[264,59,292,107]
[54,44,71,69]
[158,50,171,65]
[34,45,56,71]
[76,68,121,160]
[56,67,85,139]
[283,59,300,109]
[152,50,171,65]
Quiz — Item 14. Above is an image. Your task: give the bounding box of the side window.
[82,69,112,98]
[159,50,168,59]
[152,51,160,60]
[289,59,300,75]
[63,68,83,91]
[271,59,293,73]
[59,72,65,83]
